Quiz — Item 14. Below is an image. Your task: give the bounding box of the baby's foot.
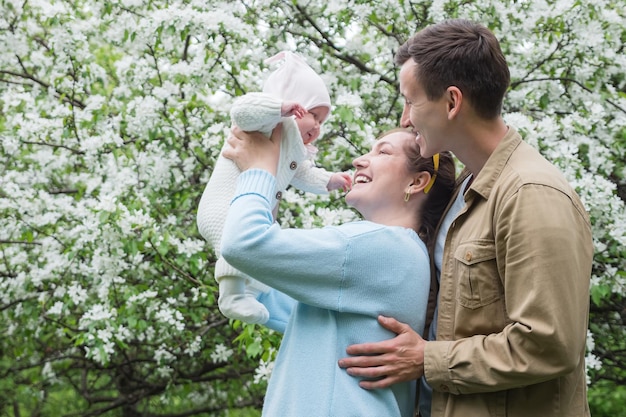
[218,293,269,324]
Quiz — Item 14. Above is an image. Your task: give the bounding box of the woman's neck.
[365,210,420,233]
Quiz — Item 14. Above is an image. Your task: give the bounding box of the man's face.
[399,60,449,158]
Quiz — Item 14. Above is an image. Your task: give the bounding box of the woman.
[221,126,455,417]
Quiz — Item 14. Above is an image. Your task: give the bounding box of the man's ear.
[446,86,463,120]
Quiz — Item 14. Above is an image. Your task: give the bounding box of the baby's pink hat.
[262,51,331,122]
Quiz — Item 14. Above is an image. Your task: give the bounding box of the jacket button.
[275,191,283,200]
[289,161,297,170]
[440,384,450,392]
[465,252,472,262]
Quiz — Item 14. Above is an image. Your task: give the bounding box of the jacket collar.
[465,126,522,201]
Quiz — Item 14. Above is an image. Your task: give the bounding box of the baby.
[197,51,351,324]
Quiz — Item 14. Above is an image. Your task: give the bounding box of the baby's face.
[296,106,329,144]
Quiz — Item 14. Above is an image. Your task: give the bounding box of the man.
[338,19,593,417]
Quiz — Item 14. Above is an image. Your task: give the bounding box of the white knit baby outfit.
[196,51,334,324]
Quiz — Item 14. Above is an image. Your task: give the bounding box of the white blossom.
[253,358,275,384]
[47,301,65,316]
[210,343,234,363]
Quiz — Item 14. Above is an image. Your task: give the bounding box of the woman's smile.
[353,174,371,185]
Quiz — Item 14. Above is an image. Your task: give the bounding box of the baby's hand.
[327,172,353,192]
[281,101,306,119]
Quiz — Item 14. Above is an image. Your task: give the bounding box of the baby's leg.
[197,154,238,245]
[197,154,269,324]
[218,274,269,324]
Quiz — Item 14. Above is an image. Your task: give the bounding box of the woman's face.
[295,105,329,145]
[346,131,416,219]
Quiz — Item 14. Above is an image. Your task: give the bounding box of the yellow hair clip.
[423,153,439,194]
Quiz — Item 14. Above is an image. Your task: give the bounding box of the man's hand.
[338,315,426,389]
[223,124,283,175]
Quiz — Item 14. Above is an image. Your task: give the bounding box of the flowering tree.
[0,0,624,415]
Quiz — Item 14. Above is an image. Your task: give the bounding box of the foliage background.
[0,0,624,416]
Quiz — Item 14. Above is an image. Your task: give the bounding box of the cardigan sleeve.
[230,92,283,137]
[289,158,333,195]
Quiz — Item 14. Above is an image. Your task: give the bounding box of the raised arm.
[230,92,283,135]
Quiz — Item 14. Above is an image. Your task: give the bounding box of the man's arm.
[338,315,426,389]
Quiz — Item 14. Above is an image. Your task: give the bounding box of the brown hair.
[377,128,456,248]
[395,19,510,120]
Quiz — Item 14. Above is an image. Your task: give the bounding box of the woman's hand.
[222,124,283,176]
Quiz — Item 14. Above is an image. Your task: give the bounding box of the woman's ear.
[409,171,432,195]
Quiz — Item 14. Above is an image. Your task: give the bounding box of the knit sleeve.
[290,159,333,194]
[221,169,348,310]
[221,169,430,318]
[230,92,283,137]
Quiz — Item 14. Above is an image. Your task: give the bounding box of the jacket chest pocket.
[454,240,501,309]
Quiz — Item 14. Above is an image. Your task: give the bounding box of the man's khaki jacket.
[424,127,593,417]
